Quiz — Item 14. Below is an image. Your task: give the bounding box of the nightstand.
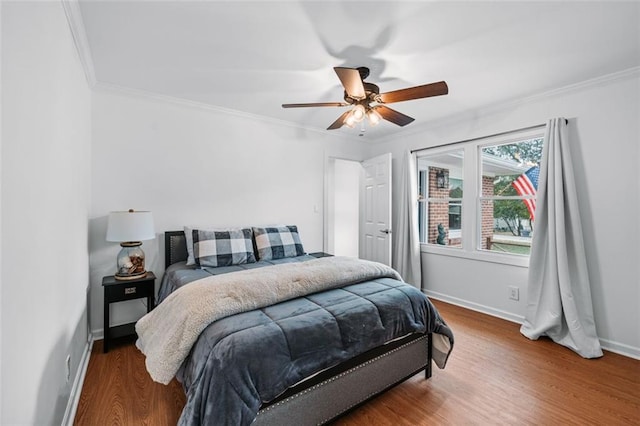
[309,252,333,258]
[102,272,156,353]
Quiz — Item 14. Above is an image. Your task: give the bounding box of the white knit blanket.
[135,256,402,384]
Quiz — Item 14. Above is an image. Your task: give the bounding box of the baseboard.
[425,290,640,361]
[92,328,104,340]
[599,338,640,360]
[61,334,94,426]
[424,290,525,324]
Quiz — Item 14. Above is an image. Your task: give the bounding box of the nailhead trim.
[256,335,429,425]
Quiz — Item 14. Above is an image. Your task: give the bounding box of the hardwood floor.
[74,300,640,425]
[73,337,185,425]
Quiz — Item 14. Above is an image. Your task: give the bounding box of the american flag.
[512,166,539,221]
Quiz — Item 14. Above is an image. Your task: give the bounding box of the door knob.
[380,229,392,234]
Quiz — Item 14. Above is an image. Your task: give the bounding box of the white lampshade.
[106,210,155,242]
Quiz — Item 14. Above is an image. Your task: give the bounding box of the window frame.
[416,126,545,268]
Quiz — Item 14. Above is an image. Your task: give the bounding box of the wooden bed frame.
[163,230,433,424]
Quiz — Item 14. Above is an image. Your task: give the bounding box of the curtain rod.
[410,119,568,153]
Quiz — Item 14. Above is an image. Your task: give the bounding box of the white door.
[360,153,392,265]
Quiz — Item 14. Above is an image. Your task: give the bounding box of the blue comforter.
[158,260,453,425]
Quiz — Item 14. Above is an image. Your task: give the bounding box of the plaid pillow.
[193,228,256,268]
[253,226,305,261]
[185,226,254,265]
[184,226,221,265]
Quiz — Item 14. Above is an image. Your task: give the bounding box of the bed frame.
[164,230,433,424]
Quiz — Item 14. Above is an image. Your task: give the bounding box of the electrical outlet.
[66,355,71,383]
[508,286,520,301]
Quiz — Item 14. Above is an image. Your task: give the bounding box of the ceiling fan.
[282,66,448,130]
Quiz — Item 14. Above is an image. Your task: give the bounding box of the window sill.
[420,244,530,268]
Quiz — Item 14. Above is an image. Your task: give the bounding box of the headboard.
[164,230,188,269]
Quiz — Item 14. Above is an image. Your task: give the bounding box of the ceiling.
[77,1,640,141]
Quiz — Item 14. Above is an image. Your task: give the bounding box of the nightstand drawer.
[105,281,154,303]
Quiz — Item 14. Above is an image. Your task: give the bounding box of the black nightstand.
[309,252,333,258]
[102,272,156,353]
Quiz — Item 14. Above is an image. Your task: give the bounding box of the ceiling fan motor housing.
[344,82,380,104]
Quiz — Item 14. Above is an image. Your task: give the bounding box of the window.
[416,128,544,263]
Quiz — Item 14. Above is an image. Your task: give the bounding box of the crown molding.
[93,64,638,145]
[379,66,640,145]
[62,0,97,87]
[485,66,640,117]
[93,81,362,143]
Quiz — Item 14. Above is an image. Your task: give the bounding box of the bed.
[135,228,454,425]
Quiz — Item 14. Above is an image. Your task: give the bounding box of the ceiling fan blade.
[327,110,352,130]
[378,81,448,104]
[282,102,349,108]
[334,67,366,100]
[373,105,415,127]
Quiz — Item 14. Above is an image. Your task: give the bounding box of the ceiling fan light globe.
[367,109,382,126]
[352,104,366,121]
[344,113,357,128]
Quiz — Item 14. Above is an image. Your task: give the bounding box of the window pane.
[417,150,464,200]
[426,201,462,247]
[480,137,543,255]
[448,202,461,230]
[481,200,532,255]
[417,149,464,246]
[482,138,544,166]
[481,138,543,201]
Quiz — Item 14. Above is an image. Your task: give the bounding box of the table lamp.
[106,209,155,280]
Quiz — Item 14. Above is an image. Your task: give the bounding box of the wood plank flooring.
[73,337,185,425]
[74,300,640,425]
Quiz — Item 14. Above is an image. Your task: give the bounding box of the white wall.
[0,3,3,420]
[89,89,368,334]
[1,2,91,424]
[369,70,640,357]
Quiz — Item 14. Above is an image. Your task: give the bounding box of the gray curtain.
[520,118,603,358]
[392,150,422,288]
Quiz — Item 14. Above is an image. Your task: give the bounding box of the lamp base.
[115,242,147,280]
[114,271,148,281]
